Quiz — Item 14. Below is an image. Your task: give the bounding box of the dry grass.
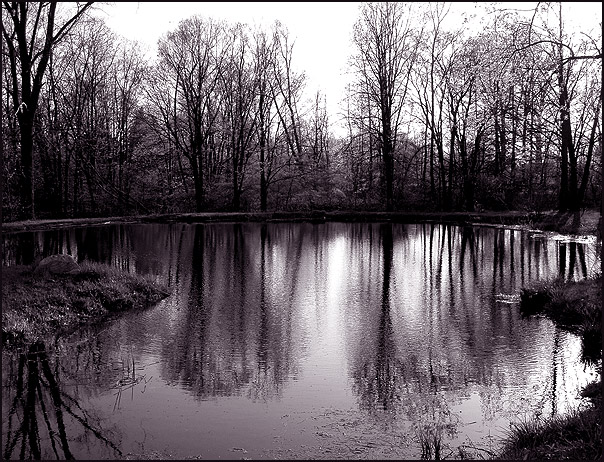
[500,273,603,460]
[497,404,602,460]
[520,274,601,363]
[2,261,170,349]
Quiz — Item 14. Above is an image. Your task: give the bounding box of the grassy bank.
[496,274,602,460]
[519,274,602,364]
[2,261,170,350]
[496,404,601,460]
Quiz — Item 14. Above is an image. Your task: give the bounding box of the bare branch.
[51,2,94,44]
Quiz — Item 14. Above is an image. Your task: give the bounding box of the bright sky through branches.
[96,1,361,135]
[96,2,602,137]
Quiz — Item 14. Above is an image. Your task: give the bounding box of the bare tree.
[155,15,227,212]
[1,1,93,219]
[411,2,455,209]
[308,90,330,170]
[110,39,147,212]
[270,21,305,163]
[350,2,421,210]
[222,23,258,211]
[252,27,277,211]
[447,36,490,211]
[507,2,602,211]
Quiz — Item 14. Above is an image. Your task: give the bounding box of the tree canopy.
[2,1,601,220]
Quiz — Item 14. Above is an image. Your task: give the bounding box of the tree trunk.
[557,17,570,212]
[494,94,501,176]
[17,113,35,219]
[3,1,92,219]
[188,153,204,212]
[232,157,241,211]
[259,141,268,212]
[381,100,394,211]
[577,98,601,207]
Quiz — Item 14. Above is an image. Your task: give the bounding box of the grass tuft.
[520,274,601,352]
[2,261,170,350]
[498,405,602,460]
[498,272,602,460]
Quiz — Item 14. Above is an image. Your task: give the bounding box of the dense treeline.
[2,2,601,220]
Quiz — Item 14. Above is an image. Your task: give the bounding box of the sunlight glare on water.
[2,222,599,459]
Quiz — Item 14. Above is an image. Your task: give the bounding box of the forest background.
[2,1,602,221]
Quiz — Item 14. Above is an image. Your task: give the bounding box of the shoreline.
[1,261,170,351]
[2,208,600,236]
[496,273,602,460]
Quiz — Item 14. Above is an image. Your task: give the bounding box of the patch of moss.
[2,261,170,350]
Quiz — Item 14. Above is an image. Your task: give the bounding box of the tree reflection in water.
[346,223,598,458]
[349,224,462,459]
[352,223,401,414]
[2,341,122,460]
[2,222,598,458]
[157,224,298,400]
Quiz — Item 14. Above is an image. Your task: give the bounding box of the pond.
[2,222,600,459]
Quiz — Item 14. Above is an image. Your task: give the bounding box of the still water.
[2,222,600,459]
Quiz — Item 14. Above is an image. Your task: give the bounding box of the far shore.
[2,208,601,236]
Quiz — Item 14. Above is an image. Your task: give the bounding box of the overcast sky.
[95,2,361,133]
[94,2,602,136]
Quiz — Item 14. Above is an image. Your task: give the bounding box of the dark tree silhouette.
[1,1,93,219]
[350,2,420,210]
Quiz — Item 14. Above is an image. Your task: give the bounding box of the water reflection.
[2,222,599,458]
[155,224,297,399]
[351,223,401,417]
[2,341,122,460]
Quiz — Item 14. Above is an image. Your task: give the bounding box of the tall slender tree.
[350,2,421,210]
[154,15,227,212]
[1,1,93,219]
[222,23,258,211]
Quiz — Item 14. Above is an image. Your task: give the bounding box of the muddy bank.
[2,208,601,235]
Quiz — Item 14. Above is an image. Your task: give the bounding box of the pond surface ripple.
[2,222,600,459]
